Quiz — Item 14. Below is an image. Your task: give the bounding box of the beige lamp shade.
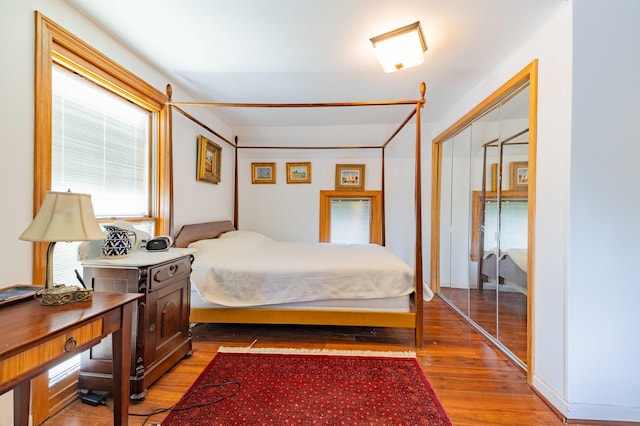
[370,21,428,73]
[19,191,105,242]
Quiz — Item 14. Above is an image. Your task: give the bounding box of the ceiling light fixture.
[370,21,428,73]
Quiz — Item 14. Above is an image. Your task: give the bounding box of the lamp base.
[38,285,93,306]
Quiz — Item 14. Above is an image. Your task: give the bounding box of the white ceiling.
[63,0,564,127]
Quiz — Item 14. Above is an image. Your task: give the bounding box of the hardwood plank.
[43,295,575,426]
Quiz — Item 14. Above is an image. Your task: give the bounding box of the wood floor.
[442,287,528,363]
[43,295,573,426]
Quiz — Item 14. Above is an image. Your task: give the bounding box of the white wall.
[171,110,235,234]
[567,0,640,421]
[0,1,234,422]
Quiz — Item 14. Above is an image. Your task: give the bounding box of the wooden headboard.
[173,220,236,248]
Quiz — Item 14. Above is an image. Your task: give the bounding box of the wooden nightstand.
[78,249,194,400]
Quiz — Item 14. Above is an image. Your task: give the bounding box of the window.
[319,190,382,244]
[34,12,169,285]
[52,66,152,218]
[470,190,527,261]
[34,13,170,421]
[483,200,528,250]
[329,198,371,243]
[51,66,156,286]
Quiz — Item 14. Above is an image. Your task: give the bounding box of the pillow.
[218,230,275,243]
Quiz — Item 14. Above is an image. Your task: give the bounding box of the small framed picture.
[251,162,276,184]
[510,161,528,191]
[491,163,498,192]
[335,164,365,191]
[196,135,221,184]
[286,162,311,184]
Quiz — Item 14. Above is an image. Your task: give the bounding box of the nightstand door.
[145,279,190,364]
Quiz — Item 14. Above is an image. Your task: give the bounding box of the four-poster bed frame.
[165,83,427,347]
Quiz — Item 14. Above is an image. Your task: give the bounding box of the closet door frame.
[430,60,538,383]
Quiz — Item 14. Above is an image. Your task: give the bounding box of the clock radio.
[145,236,173,251]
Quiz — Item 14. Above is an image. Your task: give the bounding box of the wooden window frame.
[470,190,527,262]
[34,12,170,283]
[319,190,382,244]
[33,12,170,422]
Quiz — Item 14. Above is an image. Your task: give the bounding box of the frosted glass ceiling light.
[370,21,427,73]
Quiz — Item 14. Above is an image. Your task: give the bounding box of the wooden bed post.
[234,136,239,228]
[414,82,426,348]
[381,148,386,246]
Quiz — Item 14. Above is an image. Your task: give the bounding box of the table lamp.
[20,190,105,305]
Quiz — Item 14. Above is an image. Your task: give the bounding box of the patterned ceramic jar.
[102,225,137,258]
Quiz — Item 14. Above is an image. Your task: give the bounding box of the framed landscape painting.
[252,162,276,184]
[286,162,311,184]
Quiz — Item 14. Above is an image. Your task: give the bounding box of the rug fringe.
[217,346,416,358]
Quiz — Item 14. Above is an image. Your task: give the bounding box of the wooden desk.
[0,291,142,426]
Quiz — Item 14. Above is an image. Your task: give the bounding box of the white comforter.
[483,248,527,272]
[188,230,414,307]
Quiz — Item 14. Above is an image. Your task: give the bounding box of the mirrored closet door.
[431,62,536,370]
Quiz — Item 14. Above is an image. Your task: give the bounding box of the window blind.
[329,198,371,244]
[51,66,151,218]
[483,200,528,250]
[51,66,154,287]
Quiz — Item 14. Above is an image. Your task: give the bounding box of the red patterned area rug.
[162,347,452,425]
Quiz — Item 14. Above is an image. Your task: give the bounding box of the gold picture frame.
[286,162,311,184]
[251,162,276,184]
[335,164,365,191]
[509,161,529,191]
[196,135,221,184]
[491,163,498,191]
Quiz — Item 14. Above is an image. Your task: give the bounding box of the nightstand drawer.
[0,319,103,384]
[149,256,192,290]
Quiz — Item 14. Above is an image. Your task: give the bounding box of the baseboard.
[534,376,640,424]
[565,403,640,424]
[532,375,568,421]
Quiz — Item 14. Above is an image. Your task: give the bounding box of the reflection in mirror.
[441,127,472,315]
[439,138,453,303]
[431,61,536,371]
[469,104,501,340]
[495,87,529,362]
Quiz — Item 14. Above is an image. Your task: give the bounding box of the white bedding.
[188,230,414,307]
[483,248,527,272]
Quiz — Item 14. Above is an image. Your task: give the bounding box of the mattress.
[190,286,411,312]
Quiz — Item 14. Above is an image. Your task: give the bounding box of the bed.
[479,248,527,295]
[166,83,426,347]
[174,220,422,345]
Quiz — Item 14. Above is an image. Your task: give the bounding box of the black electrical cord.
[129,380,241,425]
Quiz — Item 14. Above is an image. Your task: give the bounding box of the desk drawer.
[0,319,103,384]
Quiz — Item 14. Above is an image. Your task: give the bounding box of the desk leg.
[112,302,134,426]
[13,381,30,426]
